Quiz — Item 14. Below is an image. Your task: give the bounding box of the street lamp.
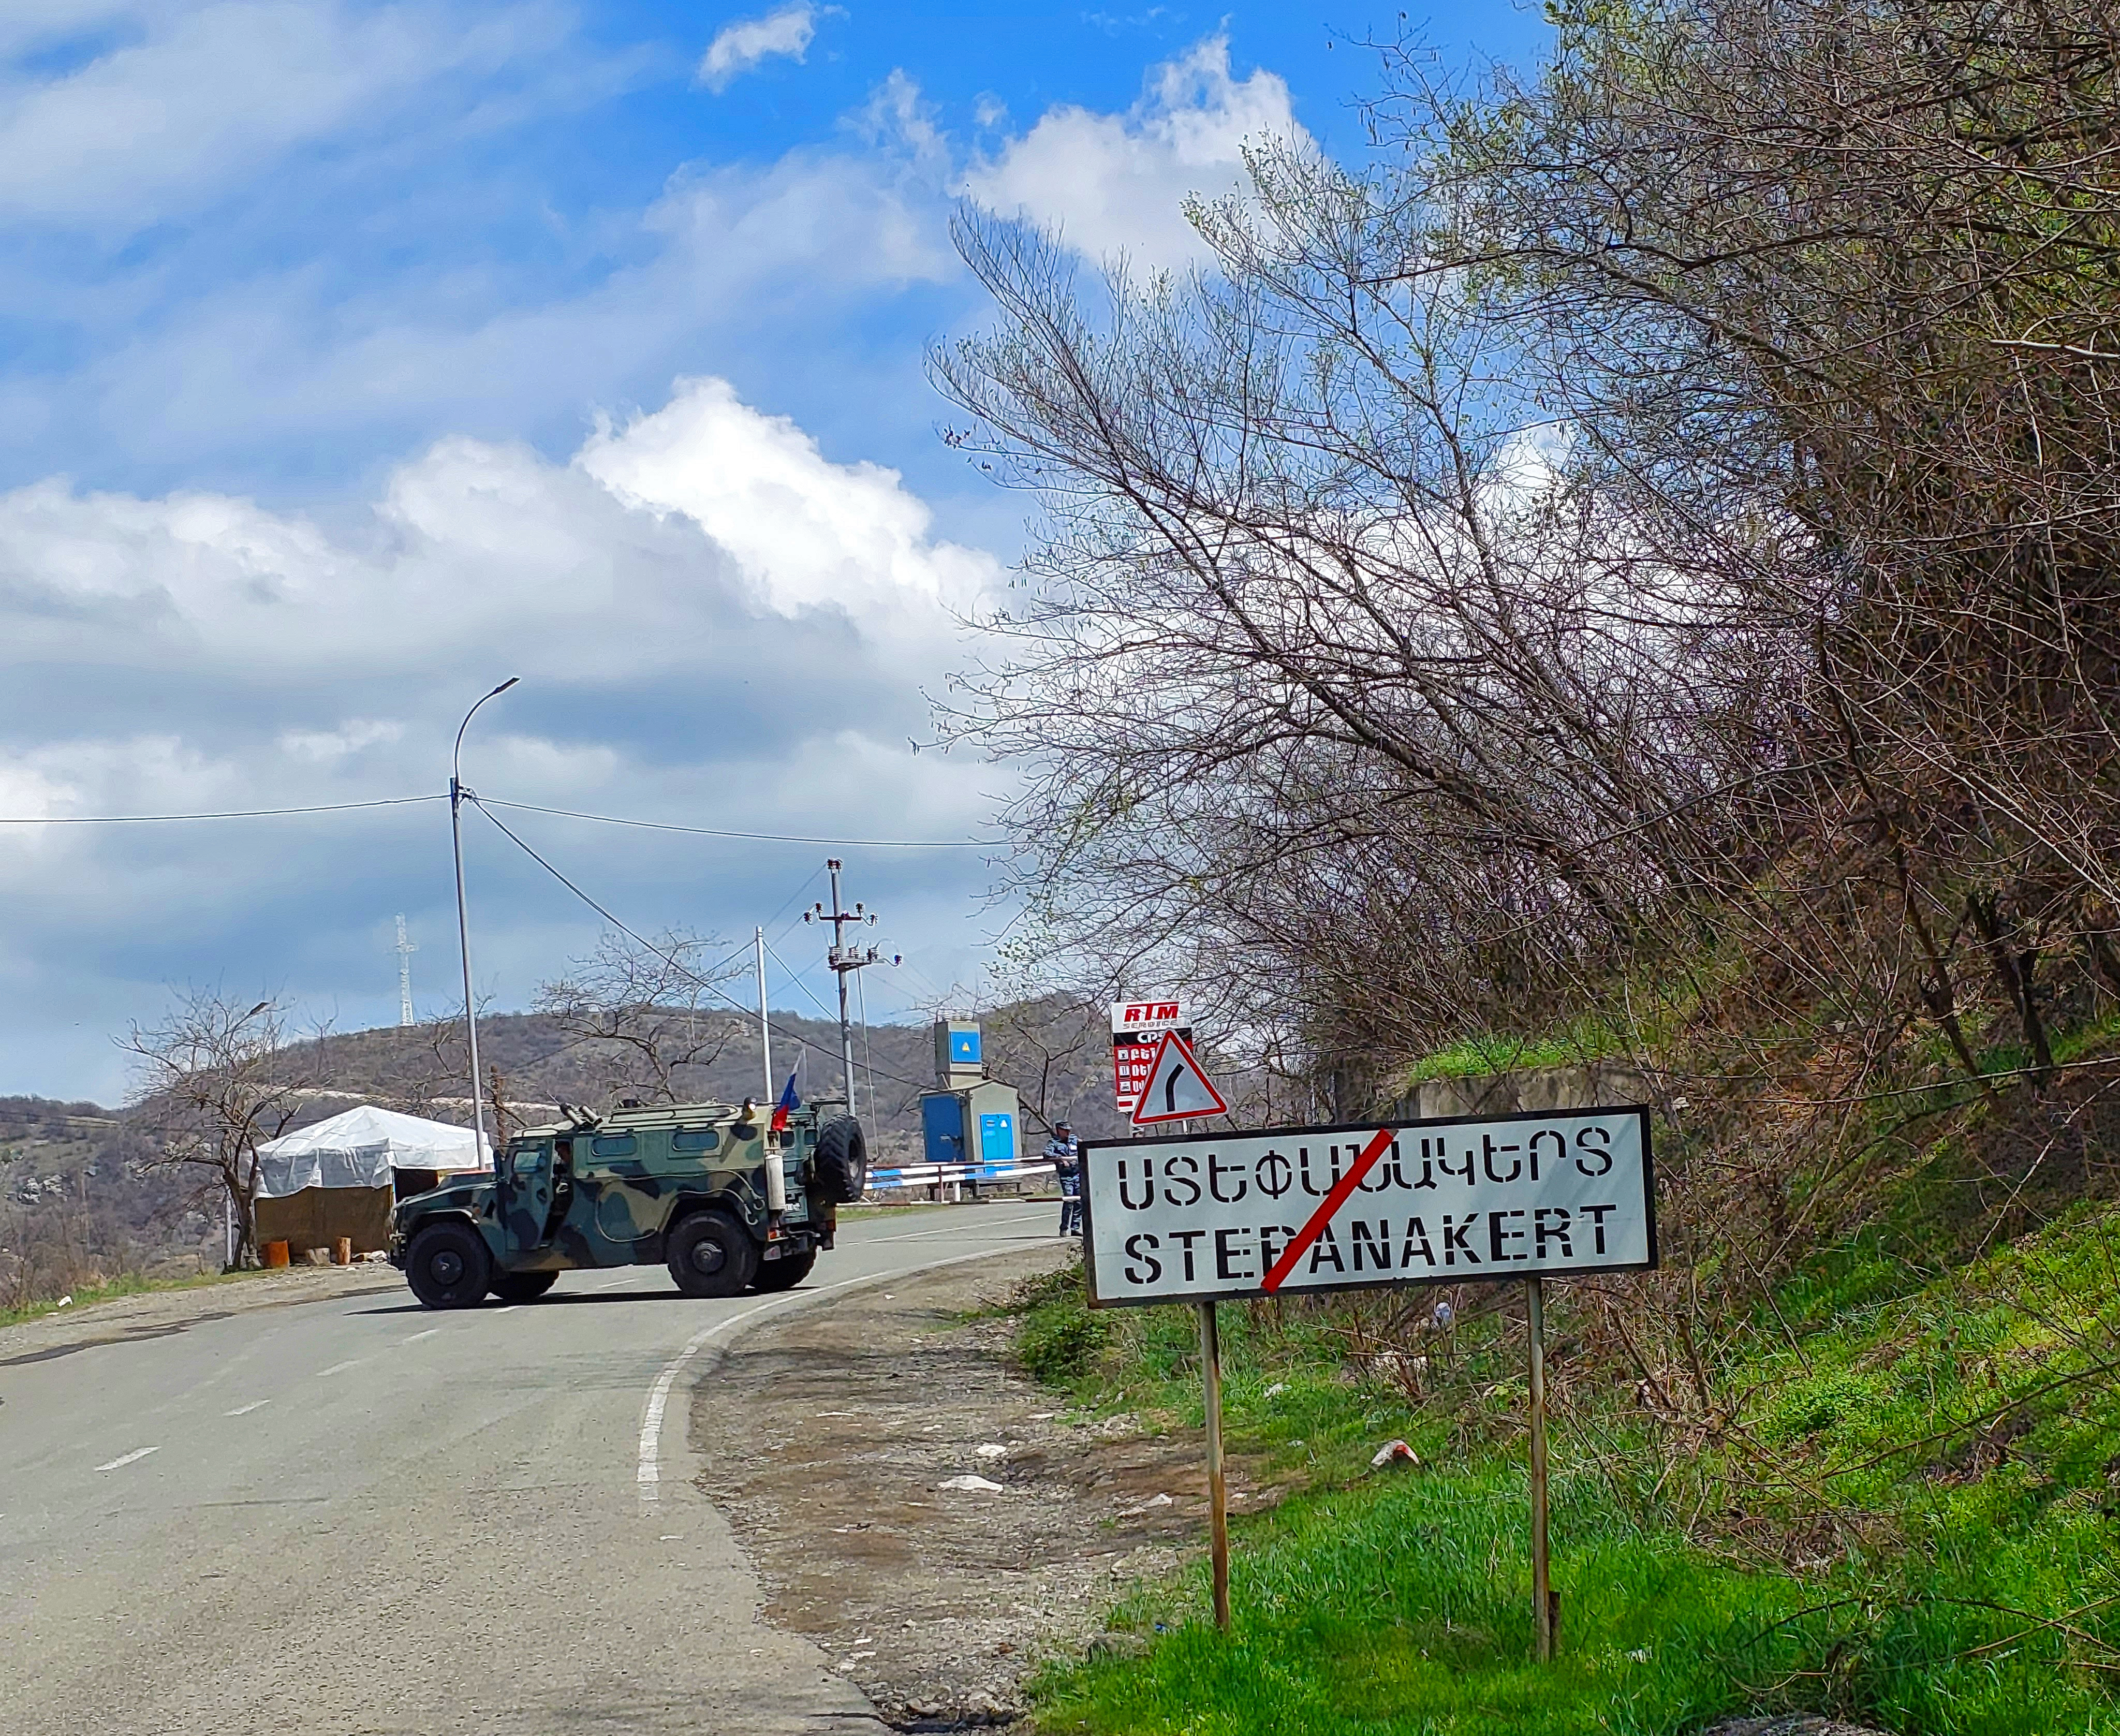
[451,677,519,1173]
[226,999,273,1268]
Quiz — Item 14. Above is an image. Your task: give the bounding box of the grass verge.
[0,1264,274,1330]
[1010,1219,2120,1735]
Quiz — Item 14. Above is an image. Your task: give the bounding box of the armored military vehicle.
[388,1097,867,1309]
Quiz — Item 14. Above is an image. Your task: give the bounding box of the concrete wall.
[1385,1060,1652,1123]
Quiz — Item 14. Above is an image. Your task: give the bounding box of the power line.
[466,796,935,1100]
[0,794,445,825]
[763,938,840,1023]
[857,967,877,1128]
[0,789,996,852]
[478,796,995,850]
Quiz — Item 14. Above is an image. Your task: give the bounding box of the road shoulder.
[689,1244,1284,1730]
[0,1263,401,1365]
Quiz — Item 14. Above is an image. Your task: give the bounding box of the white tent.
[253,1105,491,1200]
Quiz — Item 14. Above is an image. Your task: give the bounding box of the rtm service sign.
[1081,1107,1655,1307]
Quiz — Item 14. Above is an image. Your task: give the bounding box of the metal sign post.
[1079,1106,1656,1661]
[1527,1274,1553,1660]
[1198,1300,1231,1629]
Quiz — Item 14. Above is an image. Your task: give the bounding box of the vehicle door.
[497,1139,555,1255]
[566,1130,662,1260]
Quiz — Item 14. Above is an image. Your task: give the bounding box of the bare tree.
[535,928,744,1108]
[928,0,2120,1311]
[120,990,311,1270]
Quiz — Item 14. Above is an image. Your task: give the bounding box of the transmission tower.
[394,914,417,1027]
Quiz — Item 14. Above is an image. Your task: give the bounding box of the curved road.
[0,1203,1053,1735]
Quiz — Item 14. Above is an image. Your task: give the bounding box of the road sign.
[1079,1106,1654,1307]
[1128,1031,1229,1127]
[1110,997,1191,1116]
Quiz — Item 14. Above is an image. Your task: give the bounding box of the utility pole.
[805,859,890,1115]
[395,914,418,1027]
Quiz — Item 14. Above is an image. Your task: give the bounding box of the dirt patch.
[689,1247,1294,1730]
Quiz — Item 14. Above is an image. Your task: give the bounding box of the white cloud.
[0,377,989,697]
[698,3,818,93]
[581,377,988,625]
[0,140,955,482]
[960,34,1307,273]
[0,376,1005,1093]
[0,2,556,228]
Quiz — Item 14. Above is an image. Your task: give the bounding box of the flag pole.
[756,926,773,1107]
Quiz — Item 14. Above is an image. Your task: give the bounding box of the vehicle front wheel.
[750,1248,816,1292]
[405,1221,493,1310]
[490,1270,559,1303]
[666,1211,757,1298]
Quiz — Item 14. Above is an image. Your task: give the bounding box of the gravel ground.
[690,1245,1295,1731]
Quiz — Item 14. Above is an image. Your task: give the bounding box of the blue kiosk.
[917,1016,1020,1193]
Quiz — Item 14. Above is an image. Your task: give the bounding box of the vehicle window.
[510,1145,547,1175]
[671,1128,720,1154]
[590,1134,637,1158]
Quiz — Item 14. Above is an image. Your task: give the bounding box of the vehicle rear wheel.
[750,1248,816,1292]
[490,1270,559,1303]
[666,1211,757,1298]
[405,1221,493,1310]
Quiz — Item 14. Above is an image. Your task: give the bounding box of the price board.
[1110,997,1191,1117]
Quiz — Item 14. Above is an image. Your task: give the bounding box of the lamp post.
[451,678,519,1172]
[228,998,272,1269]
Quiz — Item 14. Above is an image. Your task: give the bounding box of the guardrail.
[864,1159,1062,1193]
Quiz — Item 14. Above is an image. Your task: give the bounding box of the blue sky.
[0,2,1550,1100]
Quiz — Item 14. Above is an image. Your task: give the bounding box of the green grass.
[1395,1013,1651,1086]
[1016,1216,2120,1735]
[0,1265,269,1329]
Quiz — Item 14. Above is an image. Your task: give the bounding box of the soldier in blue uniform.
[1047,1121,1081,1237]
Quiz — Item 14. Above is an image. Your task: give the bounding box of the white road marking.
[314,1360,362,1379]
[223,1401,270,1417]
[96,1447,159,1472]
[402,1328,441,1344]
[635,1238,1046,1504]
[864,1212,1048,1245]
[491,1306,517,1316]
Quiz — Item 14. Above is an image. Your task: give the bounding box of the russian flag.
[769,1055,802,1134]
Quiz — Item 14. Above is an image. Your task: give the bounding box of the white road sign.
[1129,1031,1229,1127]
[1080,1107,1655,1307]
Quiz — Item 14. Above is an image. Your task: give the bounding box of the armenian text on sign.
[1079,1108,1655,1307]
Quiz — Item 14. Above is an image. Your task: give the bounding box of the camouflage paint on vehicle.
[388,1098,843,1280]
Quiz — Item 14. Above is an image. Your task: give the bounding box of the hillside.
[3,993,1131,1312]
[286,995,1132,1146]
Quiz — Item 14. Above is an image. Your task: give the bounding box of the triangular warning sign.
[1128,1030,1230,1127]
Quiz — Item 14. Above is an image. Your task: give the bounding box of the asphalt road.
[0,1203,1057,1735]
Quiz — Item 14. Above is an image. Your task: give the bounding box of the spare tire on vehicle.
[810,1116,868,1205]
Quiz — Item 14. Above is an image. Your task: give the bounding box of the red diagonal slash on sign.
[1259,1127,1395,1294]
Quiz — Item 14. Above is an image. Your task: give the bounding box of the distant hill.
[281,994,1130,1149]
[3,994,1132,1307]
